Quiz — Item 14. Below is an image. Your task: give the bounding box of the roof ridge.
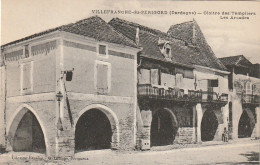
[1,15,103,48]
[219,55,244,59]
[169,20,194,28]
[111,17,167,36]
[2,15,138,49]
[110,18,189,45]
[104,18,138,47]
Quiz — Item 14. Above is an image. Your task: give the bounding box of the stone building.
[219,55,260,140]
[109,18,230,148]
[0,16,140,157]
[0,16,258,157]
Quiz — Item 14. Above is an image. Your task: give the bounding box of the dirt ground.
[0,138,259,164]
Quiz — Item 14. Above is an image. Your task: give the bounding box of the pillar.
[140,110,152,146]
[232,97,243,140]
[195,103,203,143]
[255,106,260,139]
[0,66,6,149]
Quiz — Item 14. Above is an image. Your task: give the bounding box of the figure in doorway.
[222,127,229,142]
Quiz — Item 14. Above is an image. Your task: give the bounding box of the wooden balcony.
[138,84,228,104]
[240,94,260,105]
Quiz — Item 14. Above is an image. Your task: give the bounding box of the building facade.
[219,55,260,140]
[0,16,140,157]
[109,18,230,149]
[0,16,258,157]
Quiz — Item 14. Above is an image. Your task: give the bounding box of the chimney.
[135,27,140,46]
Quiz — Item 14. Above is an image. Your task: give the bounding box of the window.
[97,44,108,57]
[166,48,170,57]
[21,61,33,95]
[164,44,172,59]
[138,69,151,84]
[151,69,160,85]
[95,61,111,94]
[246,82,252,94]
[161,72,175,87]
[24,45,29,58]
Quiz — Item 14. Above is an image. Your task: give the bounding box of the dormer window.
[164,43,172,59]
[158,38,172,61]
[166,47,171,57]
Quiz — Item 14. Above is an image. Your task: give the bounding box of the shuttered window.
[22,62,33,95]
[138,69,151,84]
[151,69,159,85]
[96,63,109,94]
[161,72,175,87]
[184,70,194,79]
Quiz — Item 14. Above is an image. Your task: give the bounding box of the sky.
[1,0,260,63]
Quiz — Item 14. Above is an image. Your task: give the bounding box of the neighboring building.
[219,55,260,140]
[109,18,230,149]
[0,16,259,157]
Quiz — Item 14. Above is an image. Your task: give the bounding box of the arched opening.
[75,109,113,152]
[201,110,218,141]
[150,109,178,146]
[12,111,46,153]
[238,111,253,138]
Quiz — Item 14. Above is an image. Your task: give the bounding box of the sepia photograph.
[0,0,260,164]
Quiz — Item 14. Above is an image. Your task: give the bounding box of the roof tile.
[2,16,137,49]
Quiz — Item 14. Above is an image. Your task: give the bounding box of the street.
[74,141,260,164]
[0,139,259,164]
[0,140,260,165]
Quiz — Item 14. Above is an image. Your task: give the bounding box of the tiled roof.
[168,20,227,71]
[1,16,137,48]
[219,55,253,68]
[109,18,202,67]
[109,18,227,71]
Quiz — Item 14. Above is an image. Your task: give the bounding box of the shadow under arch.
[238,108,256,138]
[201,109,219,142]
[74,104,120,152]
[151,108,178,146]
[6,104,48,154]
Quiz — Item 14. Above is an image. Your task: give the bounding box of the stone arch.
[238,108,256,138]
[153,108,179,129]
[6,104,48,154]
[150,108,178,146]
[74,104,120,150]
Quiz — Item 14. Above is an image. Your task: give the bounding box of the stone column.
[140,110,152,146]
[232,98,243,140]
[0,66,6,149]
[195,103,203,143]
[222,104,229,130]
[255,106,260,139]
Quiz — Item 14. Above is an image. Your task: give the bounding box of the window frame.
[246,81,252,94]
[20,61,34,95]
[94,60,111,94]
[97,43,108,58]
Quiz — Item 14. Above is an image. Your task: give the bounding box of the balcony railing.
[138,84,228,103]
[240,94,260,104]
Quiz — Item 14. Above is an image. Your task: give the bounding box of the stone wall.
[176,127,195,143]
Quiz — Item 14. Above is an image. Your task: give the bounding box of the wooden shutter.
[151,69,159,85]
[161,72,175,87]
[138,69,151,84]
[23,62,32,94]
[97,64,108,94]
